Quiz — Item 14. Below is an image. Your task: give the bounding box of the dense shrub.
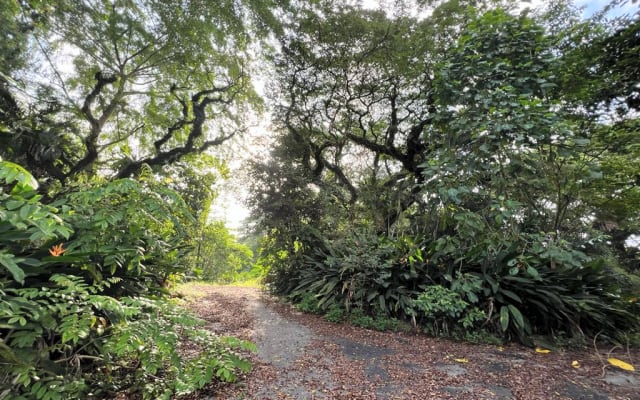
[283,218,639,344]
[53,171,195,295]
[290,230,431,318]
[420,205,640,344]
[0,161,254,399]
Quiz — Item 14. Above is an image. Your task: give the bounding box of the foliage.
[347,309,405,332]
[324,304,346,323]
[99,297,255,399]
[258,227,323,296]
[291,229,429,318]
[189,221,254,283]
[51,171,195,295]
[294,292,322,315]
[419,203,639,343]
[251,1,640,346]
[1,277,254,399]
[0,161,254,399]
[0,0,289,184]
[0,161,72,284]
[412,273,487,337]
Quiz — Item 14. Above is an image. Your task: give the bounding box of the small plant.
[324,304,346,323]
[413,284,486,336]
[293,293,322,314]
[414,285,468,319]
[347,309,405,332]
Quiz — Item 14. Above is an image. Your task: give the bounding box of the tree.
[251,0,640,342]
[0,0,288,185]
[272,3,451,233]
[191,221,254,283]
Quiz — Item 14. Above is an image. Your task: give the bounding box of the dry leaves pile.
[180,285,639,400]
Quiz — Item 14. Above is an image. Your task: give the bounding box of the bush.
[54,173,195,295]
[0,161,254,399]
[291,229,430,318]
[347,309,404,332]
[422,204,640,344]
[413,280,486,337]
[294,292,322,314]
[324,304,346,323]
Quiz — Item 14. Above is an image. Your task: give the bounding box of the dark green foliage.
[419,202,639,343]
[347,309,405,332]
[254,2,640,346]
[413,284,485,336]
[291,230,430,318]
[294,292,322,314]
[0,162,254,399]
[52,172,195,295]
[324,304,346,323]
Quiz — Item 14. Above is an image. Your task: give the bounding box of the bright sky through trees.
[211,0,639,233]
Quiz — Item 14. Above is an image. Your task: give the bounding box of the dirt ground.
[180,285,640,400]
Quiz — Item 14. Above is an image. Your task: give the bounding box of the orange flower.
[49,243,66,257]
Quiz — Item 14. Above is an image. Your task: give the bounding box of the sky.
[209,0,639,234]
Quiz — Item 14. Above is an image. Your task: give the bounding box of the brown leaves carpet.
[181,285,639,400]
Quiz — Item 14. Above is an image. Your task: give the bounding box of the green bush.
[413,282,486,336]
[421,203,640,344]
[294,292,322,314]
[347,309,404,332]
[324,304,346,323]
[0,161,254,399]
[291,230,429,318]
[54,172,195,295]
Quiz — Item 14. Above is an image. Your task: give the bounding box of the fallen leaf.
[535,347,551,354]
[608,357,635,371]
[497,346,504,352]
[571,360,580,368]
[454,358,469,363]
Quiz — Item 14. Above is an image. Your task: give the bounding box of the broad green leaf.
[0,161,38,190]
[0,252,25,284]
[526,266,540,279]
[499,306,509,332]
[507,304,525,329]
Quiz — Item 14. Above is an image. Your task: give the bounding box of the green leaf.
[0,252,25,283]
[526,266,540,279]
[507,304,525,329]
[378,295,386,312]
[499,306,509,332]
[0,161,38,189]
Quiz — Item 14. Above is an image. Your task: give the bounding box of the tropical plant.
[252,1,640,345]
[0,161,255,399]
[53,170,195,295]
[291,229,430,318]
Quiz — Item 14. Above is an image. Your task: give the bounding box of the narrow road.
[183,285,639,400]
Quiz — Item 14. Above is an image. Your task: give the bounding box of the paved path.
[189,286,640,400]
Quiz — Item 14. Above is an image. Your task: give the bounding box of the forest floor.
[179,284,640,400]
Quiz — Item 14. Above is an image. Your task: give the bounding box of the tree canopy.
[249,0,640,343]
[0,0,288,185]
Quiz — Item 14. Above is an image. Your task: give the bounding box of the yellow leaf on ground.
[571,360,580,368]
[454,358,469,363]
[535,347,551,354]
[608,357,635,371]
[497,346,504,352]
